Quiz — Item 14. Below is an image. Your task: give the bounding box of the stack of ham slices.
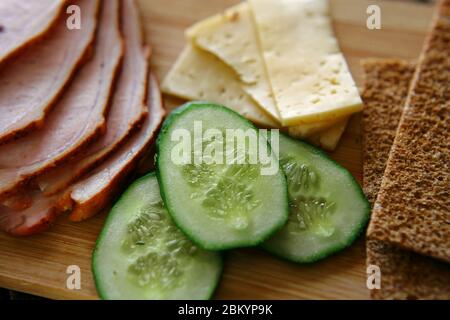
[0,0,165,236]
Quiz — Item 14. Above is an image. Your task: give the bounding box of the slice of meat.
[38,0,150,196]
[0,191,70,237]
[0,72,165,236]
[0,0,66,64]
[0,0,123,201]
[69,72,165,221]
[0,0,98,144]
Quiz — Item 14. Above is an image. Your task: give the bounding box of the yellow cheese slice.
[186,3,279,120]
[162,44,278,127]
[250,0,363,126]
[162,44,346,149]
[186,2,344,138]
[300,118,349,151]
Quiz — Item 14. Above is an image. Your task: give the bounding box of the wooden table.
[0,0,435,300]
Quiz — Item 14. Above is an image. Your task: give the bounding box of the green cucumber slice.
[263,134,370,263]
[156,102,289,250]
[92,172,222,300]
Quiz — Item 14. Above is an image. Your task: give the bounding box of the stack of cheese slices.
[162,0,363,151]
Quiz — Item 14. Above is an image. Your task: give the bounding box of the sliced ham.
[0,0,123,200]
[69,72,165,222]
[0,191,70,237]
[0,0,66,64]
[0,72,165,236]
[38,0,150,196]
[0,0,98,144]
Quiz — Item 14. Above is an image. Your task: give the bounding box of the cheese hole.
[243,57,257,64]
[330,78,339,85]
[311,97,321,104]
[186,72,195,80]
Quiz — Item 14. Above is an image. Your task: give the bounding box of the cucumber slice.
[156,102,289,250]
[92,173,222,300]
[263,134,370,263]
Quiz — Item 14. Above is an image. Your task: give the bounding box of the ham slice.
[69,73,165,221]
[0,72,165,236]
[0,192,71,237]
[0,0,123,200]
[38,0,149,196]
[0,0,98,144]
[0,0,66,64]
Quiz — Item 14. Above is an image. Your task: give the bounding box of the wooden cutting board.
[0,0,435,300]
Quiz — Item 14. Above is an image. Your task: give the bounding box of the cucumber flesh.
[263,134,370,263]
[92,173,222,300]
[156,102,289,250]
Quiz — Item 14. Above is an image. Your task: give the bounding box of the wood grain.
[0,0,434,300]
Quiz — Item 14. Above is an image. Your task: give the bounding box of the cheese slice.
[303,118,349,151]
[250,0,363,126]
[162,44,278,127]
[186,2,344,137]
[162,45,346,150]
[186,3,278,120]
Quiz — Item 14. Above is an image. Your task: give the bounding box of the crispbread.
[362,59,416,206]
[367,240,450,300]
[367,0,450,262]
[362,59,450,299]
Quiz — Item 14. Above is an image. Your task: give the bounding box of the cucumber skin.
[92,172,224,300]
[261,134,371,264]
[155,101,290,251]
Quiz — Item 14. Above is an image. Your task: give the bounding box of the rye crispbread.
[361,59,416,205]
[362,59,450,299]
[367,240,450,300]
[367,0,450,263]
